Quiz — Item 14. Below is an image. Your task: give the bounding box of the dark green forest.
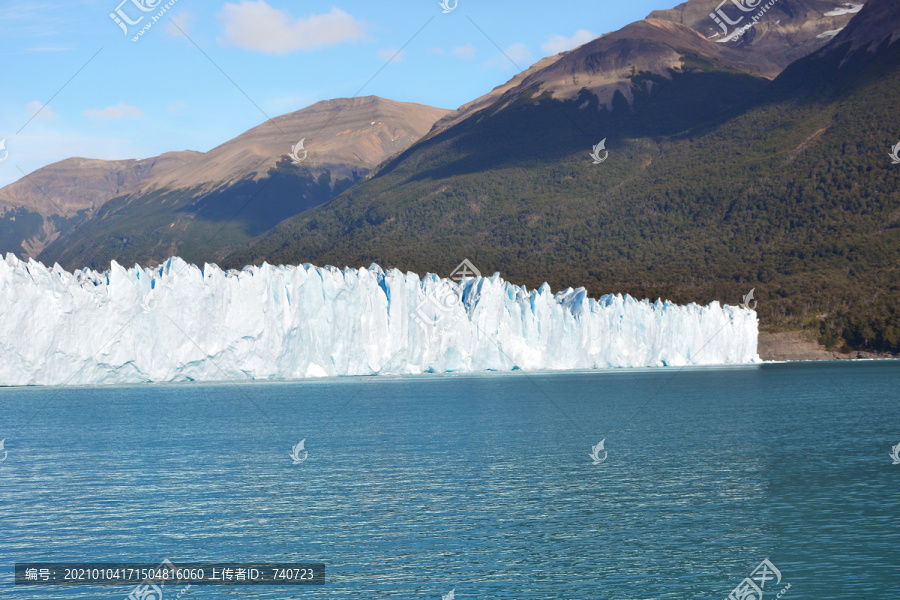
[40,161,360,270]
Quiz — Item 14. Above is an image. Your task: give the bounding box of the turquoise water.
[1,362,898,599]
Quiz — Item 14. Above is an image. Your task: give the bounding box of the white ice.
[0,255,759,386]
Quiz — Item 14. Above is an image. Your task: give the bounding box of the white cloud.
[82,102,143,121]
[452,44,476,59]
[218,1,366,54]
[377,47,404,63]
[485,43,534,70]
[541,29,596,55]
[166,101,188,113]
[27,100,59,121]
[166,10,195,38]
[427,47,447,55]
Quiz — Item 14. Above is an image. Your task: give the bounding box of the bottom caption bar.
[15,562,325,585]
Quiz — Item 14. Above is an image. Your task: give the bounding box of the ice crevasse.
[0,255,759,386]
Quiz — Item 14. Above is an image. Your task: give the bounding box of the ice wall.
[0,256,759,386]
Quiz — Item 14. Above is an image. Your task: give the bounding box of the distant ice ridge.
[0,256,759,386]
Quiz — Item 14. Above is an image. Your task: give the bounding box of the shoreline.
[757,331,898,362]
[0,356,897,390]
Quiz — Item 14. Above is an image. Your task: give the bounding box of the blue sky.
[0,0,682,188]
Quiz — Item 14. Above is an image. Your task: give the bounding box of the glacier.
[0,255,759,386]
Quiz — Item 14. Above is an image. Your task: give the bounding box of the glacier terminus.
[0,256,759,386]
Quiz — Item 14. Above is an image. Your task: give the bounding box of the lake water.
[1,362,898,599]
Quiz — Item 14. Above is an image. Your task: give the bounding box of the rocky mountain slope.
[650,0,865,75]
[430,0,865,136]
[6,96,447,268]
[137,96,449,192]
[0,151,201,256]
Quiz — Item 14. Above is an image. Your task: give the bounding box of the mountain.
[14,0,859,268]
[0,151,201,256]
[430,17,757,136]
[430,0,865,136]
[29,96,448,269]
[226,0,900,354]
[808,0,897,58]
[649,0,866,75]
[128,96,449,192]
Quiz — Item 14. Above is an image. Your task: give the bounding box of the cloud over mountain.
[217,1,366,54]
